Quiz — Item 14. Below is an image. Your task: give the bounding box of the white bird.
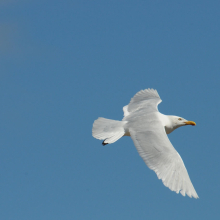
[92,89,198,198]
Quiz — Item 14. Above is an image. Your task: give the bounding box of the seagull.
[92,89,198,198]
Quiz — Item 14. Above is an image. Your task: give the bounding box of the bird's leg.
[102,140,108,146]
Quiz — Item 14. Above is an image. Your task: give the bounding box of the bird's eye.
[178,118,182,121]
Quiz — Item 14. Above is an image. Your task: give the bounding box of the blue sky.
[0,1,220,219]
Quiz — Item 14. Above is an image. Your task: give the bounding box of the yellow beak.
[185,121,196,126]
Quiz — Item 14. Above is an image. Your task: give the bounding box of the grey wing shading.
[127,89,162,113]
[128,117,198,198]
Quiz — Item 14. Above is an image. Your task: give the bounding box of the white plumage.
[92,89,198,198]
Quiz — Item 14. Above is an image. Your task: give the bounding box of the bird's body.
[92,89,198,198]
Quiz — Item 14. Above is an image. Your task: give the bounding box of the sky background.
[0,1,220,219]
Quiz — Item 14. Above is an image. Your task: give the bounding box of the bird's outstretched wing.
[128,115,198,198]
[127,89,162,113]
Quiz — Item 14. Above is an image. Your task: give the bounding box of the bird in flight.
[92,89,198,198]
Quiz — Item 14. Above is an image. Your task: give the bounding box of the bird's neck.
[159,114,178,134]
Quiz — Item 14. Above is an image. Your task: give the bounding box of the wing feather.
[127,89,162,113]
[128,115,198,198]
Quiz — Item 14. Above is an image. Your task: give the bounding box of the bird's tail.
[92,117,126,145]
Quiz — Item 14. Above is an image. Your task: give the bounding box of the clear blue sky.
[0,1,219,219]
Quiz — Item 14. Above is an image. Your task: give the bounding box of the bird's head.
[164,115,196,134]
[172,116,196,128]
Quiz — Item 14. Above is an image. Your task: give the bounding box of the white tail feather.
[92,117,126,144]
